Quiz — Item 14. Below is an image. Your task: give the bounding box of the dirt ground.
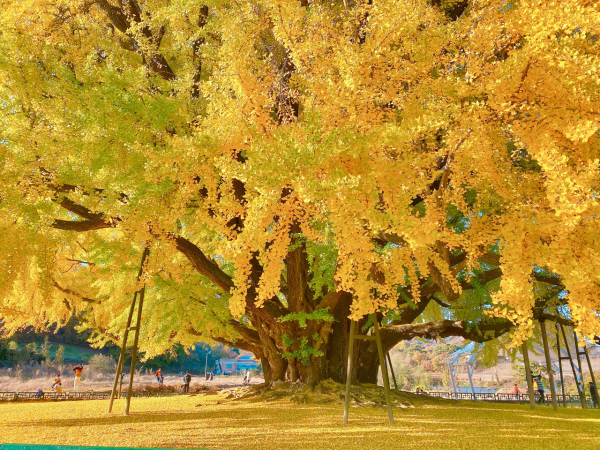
[0,373,265,392]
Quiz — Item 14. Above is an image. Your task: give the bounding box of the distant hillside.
[388,337,600,393]
[6,317,93,347]
[1,318,242,372]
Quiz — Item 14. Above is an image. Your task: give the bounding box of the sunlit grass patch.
[1,394,599,450]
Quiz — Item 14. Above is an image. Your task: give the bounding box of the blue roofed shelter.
[447,342,480,399]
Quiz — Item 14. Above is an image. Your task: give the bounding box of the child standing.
[72,365,83,393]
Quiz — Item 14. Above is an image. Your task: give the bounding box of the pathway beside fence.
[1,389,598,409]
[0,391,180,401]
[418,390,598,408]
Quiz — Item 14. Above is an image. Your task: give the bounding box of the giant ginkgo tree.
[0,0,599,384]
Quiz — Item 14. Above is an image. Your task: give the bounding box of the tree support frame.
[107,246,150,415]
[344,314,394,424]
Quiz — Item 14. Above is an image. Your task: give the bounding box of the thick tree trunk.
[256,318,288,381]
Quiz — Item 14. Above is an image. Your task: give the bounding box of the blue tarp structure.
[447,342,481,399]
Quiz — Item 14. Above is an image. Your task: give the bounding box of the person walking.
[536,375,545,404]
[244,369,251,385]
[589,382,599,408]
[72,365,83,393]
[513,383,520,399]
[52,374,62,393]
[183,371,192,393]
[155,368,164,384]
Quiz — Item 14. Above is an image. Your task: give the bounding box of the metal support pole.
[559,324,585,407]
[466,360,476,401]
[343,320,356,424]
[386,352,398,390]
[118,371,124,398]
[583,349,598,408]
[540,320,558,411]
[108,291,138,413]
[521,342,536,410]
[448,357,458,400]
[555,322,566,408]
[205,350,212,378]
[372,314,394,424]
[124,247,150,416]
[573,331,588,409]
[108,247,149,413]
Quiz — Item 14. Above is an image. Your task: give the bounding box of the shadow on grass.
[8,399,600,450]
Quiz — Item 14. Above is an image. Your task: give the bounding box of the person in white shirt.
[72,365,83,393]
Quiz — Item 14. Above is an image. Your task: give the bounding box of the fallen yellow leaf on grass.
[0,393,599,450]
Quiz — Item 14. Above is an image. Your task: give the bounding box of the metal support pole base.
[343,314,394,424]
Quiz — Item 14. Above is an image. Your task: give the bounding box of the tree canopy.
[1,0,599,383]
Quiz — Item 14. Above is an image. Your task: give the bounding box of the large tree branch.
[390,296,432,325]
[534,274,563,286]
[58,198,105,221]
[95,0,175,81]
[51,196,116,231]
[189,296,261,345]
[173,236,234,293]
[380,319,514,349]
[380,312,574,352]
[460,267,503,291]
[539,313,575,327]
[188,327,261,354]
[479,252,500,266]
[316,291,347,312]
[52,280,100,303]
[191,5,209,98]
[175,236,288,322]
[51,219,114,231]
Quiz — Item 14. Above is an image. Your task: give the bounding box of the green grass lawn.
[0,393,598,450]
